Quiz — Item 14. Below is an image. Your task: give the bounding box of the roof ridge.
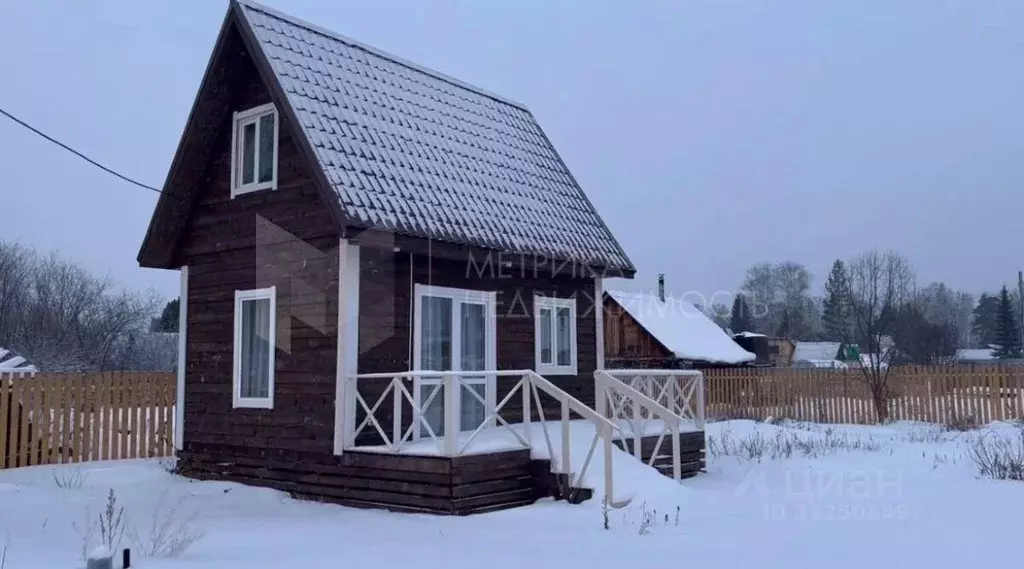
[234,0,530,112]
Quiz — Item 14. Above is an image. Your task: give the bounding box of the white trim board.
[175,266,188,451]
[334,241,360,455]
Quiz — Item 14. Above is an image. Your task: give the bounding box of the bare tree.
[0,242,170,372]
[847,249,915,422]
[741,261,817,339]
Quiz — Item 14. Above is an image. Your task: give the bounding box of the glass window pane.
[419,383,444,437]
[420,296,452,371]
[461,383,486,431]
[257,113,275,183]
[461,302,486,372]
[556,307,571,366]
[241,122,256,185]
[539,308,552,364]
[240,297,271,398]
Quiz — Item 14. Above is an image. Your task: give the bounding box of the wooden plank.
[154,373,166,457]
[117,371,129,461]
[32,375,46,466]
[130,372,141,459]
[99,373,111,461]
[137,374,150,459]
[0,375,9,469]
[82,374,94,464]
[13,377,28,467]
[24,377,38,466]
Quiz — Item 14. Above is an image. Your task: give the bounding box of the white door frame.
[412,284,497,438]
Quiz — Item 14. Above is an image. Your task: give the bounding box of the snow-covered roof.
[733,331,767,338]
[792,342,842,362]
[955,348,995,362]
[0,347,36,373]
[792,359,848,369]
[231,1,633,272]
[606,290,756,364]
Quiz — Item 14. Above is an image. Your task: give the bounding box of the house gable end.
[137,4,341,269]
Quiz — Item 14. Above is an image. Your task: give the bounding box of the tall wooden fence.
[1,371,176,469]
[704,365,1024,426]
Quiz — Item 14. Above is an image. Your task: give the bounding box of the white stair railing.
[344,370,624,506]
[597,369,706,429]
[594,370,688,480]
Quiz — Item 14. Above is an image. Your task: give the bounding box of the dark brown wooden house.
[138,0,705,515]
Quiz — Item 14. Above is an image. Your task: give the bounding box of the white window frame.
[534,295,578,376]
[230,102,279,197]
[412,284,497,438]
[232,286,277,409]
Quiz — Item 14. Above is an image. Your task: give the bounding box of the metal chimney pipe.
[658,274,665,302]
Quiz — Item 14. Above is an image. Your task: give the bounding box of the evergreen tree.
[730,294,754,333]
[821,260,850,342]
[152,298,180,333]
[993,286,1022,359]
[971,293,1000,348]
[775,310,792,338]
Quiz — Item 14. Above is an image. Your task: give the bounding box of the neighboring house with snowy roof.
[136,1,638,514]
[791,342,843,366]
[603,290,755,368]
[954,348,996,363]
[0,347,36,374]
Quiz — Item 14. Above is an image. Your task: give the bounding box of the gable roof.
[606,290,756,365]
[792,342,842,363]
[138,0,633,273]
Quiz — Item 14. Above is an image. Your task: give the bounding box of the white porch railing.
[343,370,621,505]
[596,369,706,428]
[594,370,691,481]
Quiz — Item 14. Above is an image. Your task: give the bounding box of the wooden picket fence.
[0,371,176,469]
[704,364,1024,426]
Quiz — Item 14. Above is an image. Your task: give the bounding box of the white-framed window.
[413,284,497,437]
[534,295,577,376]
[230,102,279,197]
[233,286,276,409]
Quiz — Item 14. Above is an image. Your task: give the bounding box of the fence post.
[443,373,457,456]
[561,398,571,476]
[522,374,532,447]
[696,373,706,430]
[391,376,402,451]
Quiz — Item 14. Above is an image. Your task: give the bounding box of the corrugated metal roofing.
[236,1,634,271]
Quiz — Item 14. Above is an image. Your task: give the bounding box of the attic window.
[231,103,278,197]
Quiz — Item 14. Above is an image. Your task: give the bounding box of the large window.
[233,287,276,409]
[413,285,496,437]
[231,103,278,197]
[534,295,577,376]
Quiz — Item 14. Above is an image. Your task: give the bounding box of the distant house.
[792,342,843,365]
[603,290,755,369]
[0,347,36,374]
[954,348,996,363]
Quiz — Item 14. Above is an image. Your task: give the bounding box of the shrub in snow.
[969,427,1024,481]
[708,426,884,462]
[947,410,980,432]
[99,489,126,554]
[128,490,205,558]
[53,467,87,490]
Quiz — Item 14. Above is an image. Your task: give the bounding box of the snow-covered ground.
[1,420,1022,568]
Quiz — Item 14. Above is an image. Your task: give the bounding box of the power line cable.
[0,105,166,196]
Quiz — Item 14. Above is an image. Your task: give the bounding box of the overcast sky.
[2,0,1022,303]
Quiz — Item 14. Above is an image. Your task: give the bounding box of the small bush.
[947,410,981,432]
[129,491,205,557]
[969,427,1024,481]
[53,467,87,490]
[708,427,884,462]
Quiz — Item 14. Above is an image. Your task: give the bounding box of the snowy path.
[1,420,1022,568]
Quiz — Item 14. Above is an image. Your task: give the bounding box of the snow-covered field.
[1,420,1022,568]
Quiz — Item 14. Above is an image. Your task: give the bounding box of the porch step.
[529,459,593,504]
